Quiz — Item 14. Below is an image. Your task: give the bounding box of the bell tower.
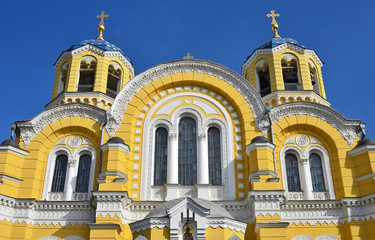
[242,10,328,108]
[48,11,135,110]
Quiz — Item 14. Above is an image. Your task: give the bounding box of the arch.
[285,153,301,191]
[308,59,320,94]
[109,60,265,137]
[270,102,361,146]
[255,59,271,97]
[77,56,97,92]
[17,104,106,147]
[140,92,236,200]
[107,61,122,98]
[281,53,301,90]
[57,62,69,95]
[153,127,168,186]
[178,117,198,185]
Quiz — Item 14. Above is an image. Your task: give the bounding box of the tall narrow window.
[57,63,68,95]
[309,153,325,191]
[256,61,271,97]
[282,58,300,90]
[78,60,96,92]
[106,64,121,98]
[285,154,301,191]
[309,62,320,94]
[178,117,197,185]
[208,127,222,185]
[75,154,91,192]
[51,155,68,192]
[154,127,168,186]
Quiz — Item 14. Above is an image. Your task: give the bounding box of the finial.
[267,10,281,39]
[183,53,194,60]
[96,11,109,40]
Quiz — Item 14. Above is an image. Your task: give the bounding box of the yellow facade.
[0,12,374,240]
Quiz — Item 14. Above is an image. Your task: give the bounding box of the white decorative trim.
[270,102,361,146]
[101,142,130,155]
[279,144,335,200]
[296,135,309,147]
[206,217,247,233]
[348,145,375,157]
[68,136,81,148]
[54,44,134,77]
[0,145,28,157]
[284,136,295,145]
[140,92,236,201]
[42,143,97,201]
[242,42,323,76]
[355,172,375,182]
[193,99,219,115]
[109,60,265,137]
[109,61,121,70]
[17,104,106,147]
[0,174,23,183]
[309,136,322,145]
[156,99,182,115]
[0,194,95,227]
[246,142,275,155]
[81,55,96,63]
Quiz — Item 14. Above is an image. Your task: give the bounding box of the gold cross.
[183,53,194,60]
[97,11,109,25]
[266,10,281,39]
[96,11,109,40]
[267,10,279,24]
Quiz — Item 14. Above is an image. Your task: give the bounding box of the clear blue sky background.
[1,0,374,143]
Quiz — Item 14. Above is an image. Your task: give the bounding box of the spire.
[96,11,109,40]
[267,10,281,39]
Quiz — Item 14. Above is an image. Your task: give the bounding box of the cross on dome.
[96,11,109,40]
[267,10,281,39]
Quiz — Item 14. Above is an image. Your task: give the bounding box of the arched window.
[57,62,68,95]
[309,61,320,94]
[51,154,68,192]
[75,154,91,192]
[309,153,325,191]
[285,153,301,191]
[178,117,197,185]
[154,127,168,186]
[282,57,300,90]
[256,60,271,97]
[208,127,221,185]
[78,59,96,92]
[106,63,122,98]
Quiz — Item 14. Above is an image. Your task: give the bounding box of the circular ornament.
[68,136,81,148]
[184,98,191,104]
[296,135,309,147]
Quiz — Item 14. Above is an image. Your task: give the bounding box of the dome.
[66,39,132,62]
[255,37,305,50]
[0,139,21,149]
[355,138,375,148]
[251,136,270,144]
[107,137,126,145]
[145,198,232,218]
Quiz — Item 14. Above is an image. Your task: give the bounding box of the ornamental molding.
[129,217,170,233]
[54,44,134,77]
[17,104,106,147]
[109,60,265,136]
[0,194,94,227]
[206,217,247,233]
[270,102,361,146]
[242,43,323,75]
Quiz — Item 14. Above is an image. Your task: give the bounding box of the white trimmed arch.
[107,60,266,137]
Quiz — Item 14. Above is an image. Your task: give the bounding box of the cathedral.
[0,10,374,240]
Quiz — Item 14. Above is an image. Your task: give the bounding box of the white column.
[167,133,178,184]
[64,158,77,201]
[197,133,209,185]
[300,158,313,200]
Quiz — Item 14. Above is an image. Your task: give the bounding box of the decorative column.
[197,133,209,185]
[166,133,179,200]
[300,158,313,200]
[64,158,77,201]
[197,133,210,199]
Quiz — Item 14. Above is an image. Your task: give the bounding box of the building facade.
[0,11,374,240]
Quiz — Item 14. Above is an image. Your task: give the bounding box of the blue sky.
[1,0,374,142]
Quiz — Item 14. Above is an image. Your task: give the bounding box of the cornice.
[54,45,134,77]
[16,104,106,147]
[246,142,275,155]
[109,60,266,137]
[242,43,323,75]
[0,145,28,157]
[347,145,375,157]
[270,102,361,146]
